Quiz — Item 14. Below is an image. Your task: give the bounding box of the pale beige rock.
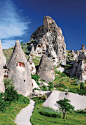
[43,90,86,111]
[37,54,55,83]
[28,56,36,75]
[30,16,66,65]
[7,40,32,96]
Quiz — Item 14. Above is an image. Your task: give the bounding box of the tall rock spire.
[7,40,32,96]
[0,40,5,93]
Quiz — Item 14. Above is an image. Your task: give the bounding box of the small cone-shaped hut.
[7,40,32,96]
[0,40,5,93]
[37,54,55,83]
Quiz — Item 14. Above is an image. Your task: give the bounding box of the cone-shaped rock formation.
[37,54,55,83]
[7,40,32,96]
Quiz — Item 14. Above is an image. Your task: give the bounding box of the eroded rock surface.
[7,40,32,96]
[37,54,55,83]
[28,16,66,65]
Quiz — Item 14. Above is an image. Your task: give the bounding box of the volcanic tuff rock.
[28,16,66,65]
[37,54,55,83]
[27,55,36,75]
[67,45,86,82]
[0,40,5,93]
[43,90,86,110]
[7,40,32,96]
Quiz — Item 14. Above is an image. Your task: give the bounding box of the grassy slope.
[0,101,29,125]
[31,102,86,125]
[3,47,14,61]
[3,44,29,61]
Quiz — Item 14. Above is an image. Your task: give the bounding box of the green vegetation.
[41,85,47,91]
[54,70,80,92]
[3,47,14,61]
[57,98,74,119]
[31,97,86,125]
[48,82,54,91]
[32,56,41,66]
[0,78,30,125]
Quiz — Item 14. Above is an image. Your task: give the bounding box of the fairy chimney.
[27,55,36,75]
[7,40,32,96]
[0,40,5,93]
[37,54,55,83]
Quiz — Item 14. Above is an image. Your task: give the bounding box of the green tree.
[80,82,84,90]
[56,98,74,119]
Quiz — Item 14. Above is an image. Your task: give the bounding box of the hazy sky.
[0,0,86,50]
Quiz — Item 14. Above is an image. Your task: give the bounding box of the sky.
[0,0,86,50]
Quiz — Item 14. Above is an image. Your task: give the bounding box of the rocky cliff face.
[29,16,66,65]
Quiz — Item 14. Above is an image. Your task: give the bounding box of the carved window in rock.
[38,44,41,47]
[4,70,8,78]
[16,62,25,67]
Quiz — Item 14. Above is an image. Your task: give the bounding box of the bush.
[31,74,40,82]
[41,85,47,91]
[58,83,67,89]
[36,81,40,86]
[80,82,84,90]
[41,95,47,100]
[4,87,19,104]
[48,82,54,91]
[18,94,30,104]
[33,97,45,104]
[39,107,61,118]
[68,88,76,93]
[4,78,14,89]
[0,93,6,112]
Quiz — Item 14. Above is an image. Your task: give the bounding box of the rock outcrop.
[67,45,86,82]
[43,90,86,110]
[37,54,55,83]
[0,40,5,93]
[7,40,32,96]
[28,16,66,65]
[27,56,36,75]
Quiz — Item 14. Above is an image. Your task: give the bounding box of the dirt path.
[15,99,35,125]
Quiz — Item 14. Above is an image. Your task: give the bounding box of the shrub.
[58,83,67,89]
[33,97,45,104]
[31,74,40,82]
[41,85,47,91]
[80,82,84,90]
[4,87,19,104]
[68,88,76,93]
[4,78,14,89]
[48,82,54,91]
[18,94,30,104]
[39,107,61,118]
[0,93,6,112]
[36,81,40,86]
[41,95,47,100]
